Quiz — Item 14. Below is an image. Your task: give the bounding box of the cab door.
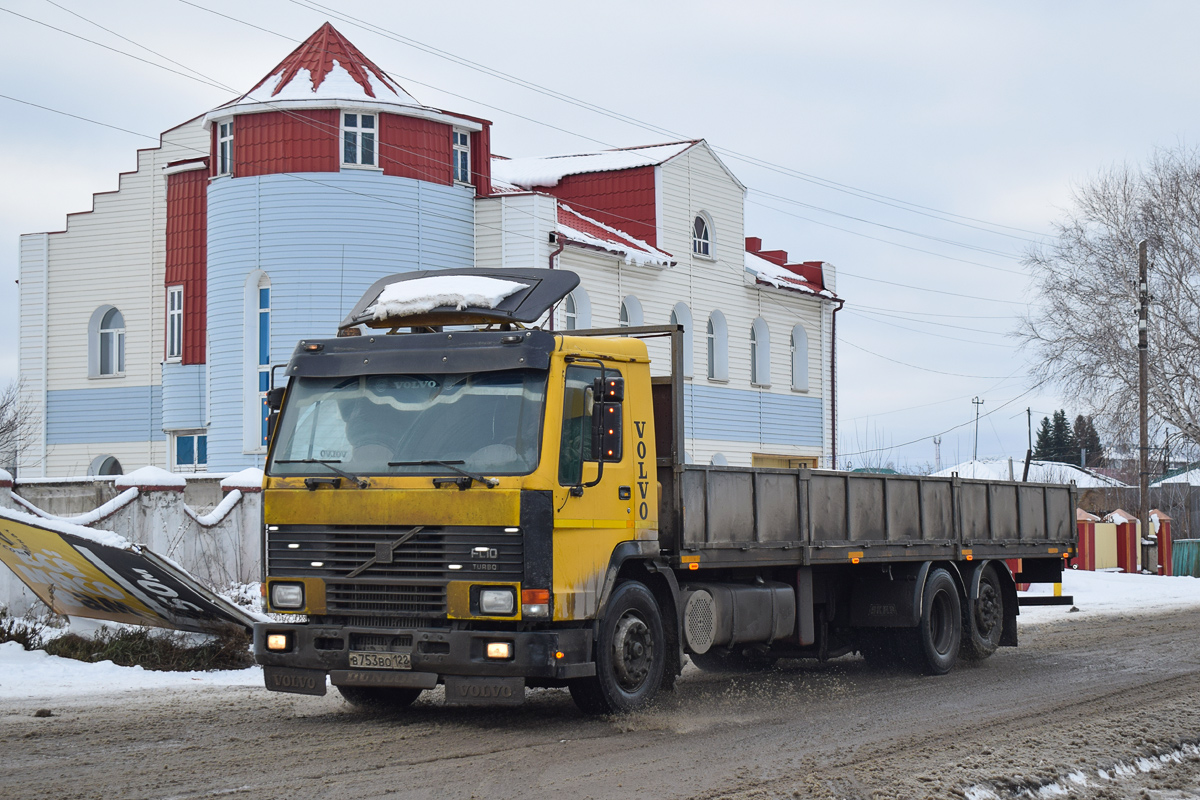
[552,363,638,620]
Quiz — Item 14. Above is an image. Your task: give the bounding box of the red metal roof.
[557,203,673,266]
[246,22,404,100]
[745,236,832,297]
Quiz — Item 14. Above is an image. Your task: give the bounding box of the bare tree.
[1019,146,1200,447]
[0,381,31,473]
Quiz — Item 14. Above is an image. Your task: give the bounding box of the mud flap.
[0,510,263,634]
[264,666,327,696]
[444,676,525,706]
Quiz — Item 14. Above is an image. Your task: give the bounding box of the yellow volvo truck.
[254,268,1076,713]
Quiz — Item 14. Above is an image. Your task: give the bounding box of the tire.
[961,563,1004,661]
[689,647,778,673]
[336,685,422,710]
[910,568,962,675]
[569,581,666,714]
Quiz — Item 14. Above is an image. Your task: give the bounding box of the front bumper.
[253,620,594,693]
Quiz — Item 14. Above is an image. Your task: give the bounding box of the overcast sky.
[2,0,1197,471]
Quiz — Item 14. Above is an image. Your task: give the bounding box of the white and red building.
[17,23,840,477]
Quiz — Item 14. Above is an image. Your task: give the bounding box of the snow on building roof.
[745,251,834,298]
[230,22,420,109]
[1152,466,1200,487]
[930,459,1128,488]
[557,203,674,267]
[492,141,697,189]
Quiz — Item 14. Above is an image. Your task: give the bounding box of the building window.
[710,453,728,467]
[258,276,271,447]
[173,431,208,473]
[751,317,770,386]
[669,302,693,378]
[167,286,183,361]
[564,294,577,330]
[343,113,376,166]
[453,129,471,184]
[791,324,810,391]
[217,121,233,176]
[99,307,126,376]
[89,455,123,476]
[706,310,728,380]
[693,214,712,257]
[619,295,643,328]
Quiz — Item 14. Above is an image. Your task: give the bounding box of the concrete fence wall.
[0,471,262,617]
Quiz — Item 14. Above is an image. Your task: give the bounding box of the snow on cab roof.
[367,274,528,320]
[557,203,674,267]
[492,141,697,189]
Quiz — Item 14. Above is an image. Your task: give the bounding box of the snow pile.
[0,641,260,699]
[12,487,138,526]
[0,503,131,550]
[745,251,833,297]
[368,275,527,320]
[0,468,11,484]
[184,490,244,528]
[931,459,1126,488]
[557,203,674,267]
[115,466,186,490]
[220,468,264,491]
[1019,569,1200,623]
[492,142,694,188]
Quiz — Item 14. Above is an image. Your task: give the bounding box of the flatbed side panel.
[674,467,1077,563]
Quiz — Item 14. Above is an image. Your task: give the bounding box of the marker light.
[521,589,550,618]
[486,642,512,659]
[266,634,289,651]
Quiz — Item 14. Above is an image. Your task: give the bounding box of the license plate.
[348,650,411,670]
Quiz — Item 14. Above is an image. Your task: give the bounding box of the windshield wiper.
[274,459,369,489]
[388,459,499,489]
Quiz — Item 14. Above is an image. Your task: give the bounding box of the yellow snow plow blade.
[0,508,261,634]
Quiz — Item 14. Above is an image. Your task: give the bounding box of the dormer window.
[217,121,233,176]
[343,113,376,166]
[453,129,471,184]
[693,214,712,257]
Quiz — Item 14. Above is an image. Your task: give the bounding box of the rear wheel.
[910,568,962,675]
[961,563,1004,661]
[336,685,422,710]
[570,581,666,715]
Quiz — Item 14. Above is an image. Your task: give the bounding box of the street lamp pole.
[972,397,984,461]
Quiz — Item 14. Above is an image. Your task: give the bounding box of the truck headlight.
[270,582,304,610]
[479,588,515,615]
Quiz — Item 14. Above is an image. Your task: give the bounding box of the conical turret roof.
[224,22,423,109]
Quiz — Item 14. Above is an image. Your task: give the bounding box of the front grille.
[326,581,446,615]
[267,525,523,582]
[349,633,413,651]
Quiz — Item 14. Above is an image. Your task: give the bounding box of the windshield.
[268,370,547,477]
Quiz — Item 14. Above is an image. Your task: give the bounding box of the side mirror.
[267,410,279,439]
[266,386,286,411]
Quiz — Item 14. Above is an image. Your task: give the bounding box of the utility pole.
[1026,407,1032,452]
[1138,239,1151,573]
[972,397,984,461]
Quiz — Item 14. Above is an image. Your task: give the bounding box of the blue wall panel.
[47,386,164,444]
[206,171,475,471]
[161,363,206,431]
[685,384,822,448]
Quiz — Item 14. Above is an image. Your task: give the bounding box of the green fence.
[1173,539,1200,578]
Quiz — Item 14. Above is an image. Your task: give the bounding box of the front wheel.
[570,581,666,714]
[337,685,422,710]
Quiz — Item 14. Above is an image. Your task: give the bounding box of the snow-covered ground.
[3,570,1199,702]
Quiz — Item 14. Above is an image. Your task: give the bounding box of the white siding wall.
[17,118,209,477]
[553,142,833,467]
[475,193,555,270]
[17,234,48,476]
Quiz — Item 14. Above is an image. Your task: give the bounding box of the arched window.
[750,317,770,386]
[669,302,694,378]
[88,455,123,476]
[257,274,271,447]
[243,270,272,452]
[89,305,126,377]
[710,453,728,466]
[791,324,810,391]
[706,310,728,380]
[562,288,591,330]
[619,295,643,328]
[692,213,712,257]
[564,294,577,330]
